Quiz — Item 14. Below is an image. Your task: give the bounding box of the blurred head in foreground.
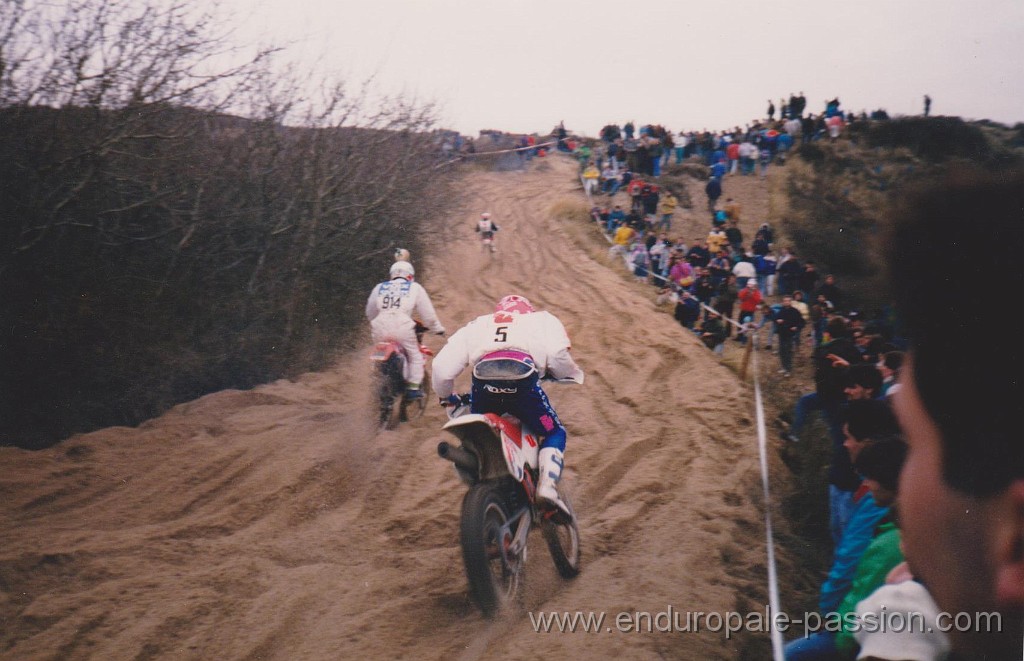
[885,167,1024,657]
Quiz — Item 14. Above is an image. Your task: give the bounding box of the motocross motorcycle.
[369,325,432,430]
[437,380,581,616]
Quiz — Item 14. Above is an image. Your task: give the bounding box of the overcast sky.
[230,0,1024,137]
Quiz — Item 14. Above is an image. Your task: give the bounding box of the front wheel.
[460,481,523,617]
[541,490,581,578]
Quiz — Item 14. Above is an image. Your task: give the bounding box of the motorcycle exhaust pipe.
[437,441,478,474]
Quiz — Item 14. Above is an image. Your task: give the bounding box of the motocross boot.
[537,447,571,518]
[404,383,423,401]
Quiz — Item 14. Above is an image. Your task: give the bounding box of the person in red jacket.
[736,279,762,344]
[726,141,740,175]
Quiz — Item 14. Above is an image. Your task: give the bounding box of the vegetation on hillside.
[0,0,457,448]
[777,117,1024,313]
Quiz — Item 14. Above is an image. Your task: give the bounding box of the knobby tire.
[378,355,404,430]
[460,481,520,617]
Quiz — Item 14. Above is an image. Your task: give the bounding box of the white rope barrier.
[581,165,783,660]
[753,345,787,660]
[432,139,560,170]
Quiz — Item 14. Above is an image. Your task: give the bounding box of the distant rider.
[366,261,445,400]
[432,295,584,515]
[476,212,499,251]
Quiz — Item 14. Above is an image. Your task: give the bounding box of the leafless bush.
[0,0,457,447]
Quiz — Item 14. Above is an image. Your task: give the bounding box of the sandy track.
[1,155,778,660]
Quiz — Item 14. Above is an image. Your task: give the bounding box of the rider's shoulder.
[463,313,492,327]
[533,310,562,323]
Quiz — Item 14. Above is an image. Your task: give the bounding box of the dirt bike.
[369,324,433,430]
[479,230,496,254]
[437,381,581,617]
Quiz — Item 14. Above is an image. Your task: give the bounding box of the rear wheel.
[542,490,581,578]
[377,355,404,430]
[460,481,522,616]
[380,394,401,430]
[400,369,430,422]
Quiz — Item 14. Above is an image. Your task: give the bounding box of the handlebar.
[541,375,580,384]
[440,393,472,408]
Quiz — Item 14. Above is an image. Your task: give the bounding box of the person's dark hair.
[825,316,848,339]
[885,167,1024,496]
[845,399,900,442]
[881,350,904,373]
[855,437,908,492]
[845,363,883,394]
[860,335,886,362]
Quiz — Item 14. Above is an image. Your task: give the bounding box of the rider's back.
[366,278,438,325]
[433,310,581,390]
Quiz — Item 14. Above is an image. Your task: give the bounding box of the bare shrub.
[664,161,710,180]
[0,0,457,447]
[549,199,591,223]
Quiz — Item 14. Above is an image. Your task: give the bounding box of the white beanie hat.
[854,581,951,660]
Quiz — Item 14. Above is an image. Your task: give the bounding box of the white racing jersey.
[365,278,444,332]
[432,310,584,398]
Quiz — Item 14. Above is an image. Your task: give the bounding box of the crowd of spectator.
[576,115,986,660]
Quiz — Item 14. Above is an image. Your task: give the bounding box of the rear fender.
[370,341,403,362]
[442,413,540,483]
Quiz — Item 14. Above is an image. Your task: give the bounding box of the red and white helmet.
[495,294,534,314]
[480,212,491,220]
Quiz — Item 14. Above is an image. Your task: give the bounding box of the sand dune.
[1,155,790,660]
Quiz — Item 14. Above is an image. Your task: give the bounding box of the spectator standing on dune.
[732,254,756,289]
[725,198,741,224]
[601,164,620,196]
[736,280,762,344]
[657,190,678,232]
[726,141,740,175]
[774,296,805,377]
[673,131,687,164]
[714,274,739,337]
[582,162,600,196]
[776,248,802,296]
[817,274,843,312]
[790,290,811,349]
[725,220,743,253]
[705,176,722,215]
[798,260,820,301]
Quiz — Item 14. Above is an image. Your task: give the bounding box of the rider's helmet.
[393,247,410,262]
[480,212,491,220]
[495,294,534,315]
[390,260,415,280]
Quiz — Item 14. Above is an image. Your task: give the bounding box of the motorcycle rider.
[476,212,499,251]
[432,295,584,515]
[366,260,445,400]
